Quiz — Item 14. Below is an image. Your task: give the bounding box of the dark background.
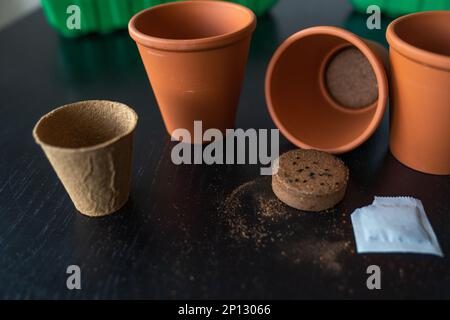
[0,0,449,299]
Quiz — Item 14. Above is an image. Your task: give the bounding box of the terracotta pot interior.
[269,34,379,150]
[35,102,136,149]
[133,2,252,40]
[393,13,450,56]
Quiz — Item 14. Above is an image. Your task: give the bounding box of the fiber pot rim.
[386,11,450,71]
[128,0,257,52]
[265,26,388,154]
[33,100,139,153]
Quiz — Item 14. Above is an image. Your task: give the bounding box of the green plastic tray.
[350,0,450,18]
[41,0,278,37]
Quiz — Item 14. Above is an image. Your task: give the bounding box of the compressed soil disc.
[272,149,349,212]
[325,46,378,109]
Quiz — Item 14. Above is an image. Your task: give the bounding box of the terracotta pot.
[129,1,256,141]
[387,11,450,175]
[265,26,389,154]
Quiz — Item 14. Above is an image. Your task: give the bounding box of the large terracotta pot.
[387,11,450,175]
[265,26,389,154]
[129,1,256,141]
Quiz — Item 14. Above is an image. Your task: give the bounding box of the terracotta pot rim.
[265,26,388,154]
[128,0,256,52]
[387,11,450,71]
[33,100,138,153]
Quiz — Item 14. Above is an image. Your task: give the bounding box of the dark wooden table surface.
[1,0,449,299]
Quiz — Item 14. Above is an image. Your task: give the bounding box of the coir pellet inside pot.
[324,46,378,109]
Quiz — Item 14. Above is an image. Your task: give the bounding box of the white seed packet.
[351,197,443,257]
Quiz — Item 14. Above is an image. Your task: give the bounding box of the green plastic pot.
[41,0,278,37]
[349,0,450,17]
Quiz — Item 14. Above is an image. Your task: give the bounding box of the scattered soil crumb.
[257,195,287,219]
[219,177,291,248]
[282,240,351,275]
[219,177,352,275]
